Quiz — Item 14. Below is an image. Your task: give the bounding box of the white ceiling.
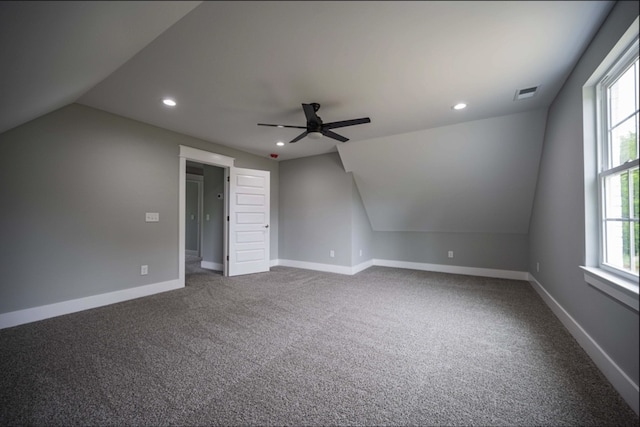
[0,1,201,135]
[2,1,613,161]
[0,1,616,234]
[71,1,613,161]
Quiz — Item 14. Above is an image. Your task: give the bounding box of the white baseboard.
[275,259,373,275]
[270,259,280,267]
[373,259,529,281]
[274,258,525,280]
[277,259,355,275]
[529,274,639,415]
[352,259,374,274]
[201,261,223,271]
[0,279,183,330]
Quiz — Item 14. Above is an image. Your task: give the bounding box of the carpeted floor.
[184,254,219,276]
[0,263,637,426]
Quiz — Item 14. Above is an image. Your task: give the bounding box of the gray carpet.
[0,264,637,426]
[184,254,218,276]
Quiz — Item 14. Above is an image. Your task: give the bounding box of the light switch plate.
[145,212,159,222]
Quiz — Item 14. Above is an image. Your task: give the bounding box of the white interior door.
[228,167,270,276]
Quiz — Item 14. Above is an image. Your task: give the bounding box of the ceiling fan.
[258,103,371,143]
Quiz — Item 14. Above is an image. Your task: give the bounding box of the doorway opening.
[179,146,234,286]
[185,161,226,279]
[185,167,203,259]
[179,145,271,285]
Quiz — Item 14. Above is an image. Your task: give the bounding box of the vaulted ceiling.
[2,1,613,161]
[0,1,616,234]
[0,1,201,135]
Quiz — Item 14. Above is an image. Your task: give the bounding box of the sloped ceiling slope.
[338,109,548,234]
[76,1,613,161]
[0,1,200,134]
[0,1,614,235]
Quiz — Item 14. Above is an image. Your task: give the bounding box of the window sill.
[580,266,639,312]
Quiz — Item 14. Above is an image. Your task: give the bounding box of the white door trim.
[179,146,235,285]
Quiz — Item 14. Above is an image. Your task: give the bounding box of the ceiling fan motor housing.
[308,116,322,131]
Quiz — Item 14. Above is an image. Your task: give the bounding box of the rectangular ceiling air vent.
[514,85,540,101]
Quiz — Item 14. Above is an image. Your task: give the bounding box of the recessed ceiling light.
[276,141,285,146]
[162,98,177,107]
[452,103,467,110]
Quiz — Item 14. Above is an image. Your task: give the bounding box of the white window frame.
[596,41,639,282]
[582,18,639,312]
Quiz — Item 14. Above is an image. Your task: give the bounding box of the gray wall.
[0,103,279,314]
[351,179,373,265]
[528,0,639,387]
[373,232,528,271]
[279,152,526,271]
[279,153,354,266]
[202,165,224,266]
[338,109,547,234]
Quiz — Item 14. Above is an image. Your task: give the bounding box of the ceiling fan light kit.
[258,103,371,144]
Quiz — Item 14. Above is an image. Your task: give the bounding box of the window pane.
[636,59,639,115]
[636,59,639,112]
[633,167,639,220]
[598,46,639,278]
[604,220,625,269]
[604,221,639,275]
[609,115,637,168]
[604,170,629,219]
[609,60,638,126]
[633,220,639,274]
[603,167,639,275]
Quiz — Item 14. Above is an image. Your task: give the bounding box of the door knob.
[265,224,269,228]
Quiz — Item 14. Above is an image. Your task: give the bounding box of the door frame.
[179,145,234,285]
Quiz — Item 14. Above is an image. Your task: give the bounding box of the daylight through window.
[598,42,639,279]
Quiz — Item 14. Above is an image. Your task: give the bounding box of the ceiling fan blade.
[322,130,349,143]
[302,103,319,123]
[323,117,371,130]
[257,123,306,129]
[289,131,308,143]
